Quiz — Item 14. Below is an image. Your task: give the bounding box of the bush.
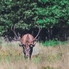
[41,39,59,46]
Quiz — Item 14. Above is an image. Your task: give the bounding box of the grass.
[41,39,69,47]
[0,37,69,69]
[41,39,58,46]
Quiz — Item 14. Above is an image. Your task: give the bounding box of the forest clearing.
[0,0,69,69]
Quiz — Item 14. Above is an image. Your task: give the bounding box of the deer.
[11,24,41,59]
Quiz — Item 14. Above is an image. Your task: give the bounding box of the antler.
[11,23,21,41]
[34,24,42,41]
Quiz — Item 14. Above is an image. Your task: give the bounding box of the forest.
[0,0,69,41]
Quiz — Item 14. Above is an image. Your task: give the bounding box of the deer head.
[11,23,41,59]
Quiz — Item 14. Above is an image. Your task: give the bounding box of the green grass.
[41,39,59,46]
[41,39,69,47]
[41,66,60,69]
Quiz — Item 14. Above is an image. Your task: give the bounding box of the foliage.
[41,39,69,46]
[0,0,69,36]
[42,39,59,46]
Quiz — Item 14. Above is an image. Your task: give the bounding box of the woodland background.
[0,0,69,41]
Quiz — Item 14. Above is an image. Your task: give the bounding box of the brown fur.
[21,34,34,47]
[20,34,35,59]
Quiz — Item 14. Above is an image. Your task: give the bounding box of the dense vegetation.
[0,0,69,41]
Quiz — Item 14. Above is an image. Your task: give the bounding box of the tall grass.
[0,37,69,69]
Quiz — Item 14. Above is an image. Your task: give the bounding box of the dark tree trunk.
[64,29,67,41]
[47,28,50,40]
[47,28,53,40]
[50,28,53,40]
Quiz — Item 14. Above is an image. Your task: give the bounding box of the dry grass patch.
[0,40,69,69]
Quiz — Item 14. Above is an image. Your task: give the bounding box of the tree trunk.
[50,28,53,40]
[47,28,50,40]
[64,29,67,41]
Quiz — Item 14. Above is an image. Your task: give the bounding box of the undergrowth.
[41,39,68,47]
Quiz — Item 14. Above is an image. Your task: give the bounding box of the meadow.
[0,37,69,69]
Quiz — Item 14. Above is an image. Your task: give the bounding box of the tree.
[0,0,69,40]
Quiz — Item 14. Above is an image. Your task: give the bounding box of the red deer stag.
[11,24,41,59]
